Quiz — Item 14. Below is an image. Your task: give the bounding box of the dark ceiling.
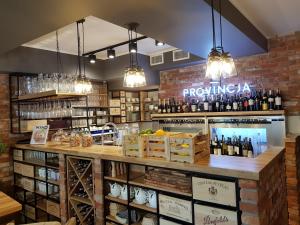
[0,0,267,58]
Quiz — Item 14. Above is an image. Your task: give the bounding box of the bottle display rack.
[67,156,95,225]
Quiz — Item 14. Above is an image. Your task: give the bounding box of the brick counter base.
[239,151,288,225]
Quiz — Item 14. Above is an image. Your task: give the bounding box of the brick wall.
[239,151,288,225]
[160,32,300,116]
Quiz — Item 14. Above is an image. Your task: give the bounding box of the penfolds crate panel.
[147,134,170,160]
[46,200,60,218]
[169,133,209,163]
[122,134,147,157]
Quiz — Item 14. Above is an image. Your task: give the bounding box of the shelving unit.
[103,160,242,225]
[13,148,61,224]
[67,156,95,225]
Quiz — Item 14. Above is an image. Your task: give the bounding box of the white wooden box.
[22,177,35,192]
[194,204,238,225]
[147,135,170,160]
[14,162,23,175]
[123,134,147,157]
[192,177,237,207]
[109,99,121,107]
[159,194,192,223]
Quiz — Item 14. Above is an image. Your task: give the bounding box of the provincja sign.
[183,82,251,97]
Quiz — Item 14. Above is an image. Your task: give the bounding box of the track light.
[107,49,115,59]
[89,54,96,64]
[129,41,137,53]
[155,40,164,46]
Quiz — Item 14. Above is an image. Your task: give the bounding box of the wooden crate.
[122,134,147,157]
[47,200,60,218]
[14,162,23,175]
[169,133,209,163]
[25,204,36,220]
[22,177,35,192]
[13,149,23,161]
[146,134,170,160]
[22,164,34,177]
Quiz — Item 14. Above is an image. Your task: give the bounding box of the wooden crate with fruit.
[169,133,209,163]
[122,134,147,157]
[146,130,173,160]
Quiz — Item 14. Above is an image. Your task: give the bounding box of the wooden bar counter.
[13,142,288,225]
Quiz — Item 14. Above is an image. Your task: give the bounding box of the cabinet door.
[194,204,238,225]
[192,177,237,207]
[159,194,192,223]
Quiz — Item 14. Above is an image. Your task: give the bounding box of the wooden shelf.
[47,179,59,185]
[70,196,93,206]
[129,202,157,213]
[17,90,86,101]
[129,175,192,197]
[151,110,285,119]
[105,195,128,205]
[106,215,128,225]
[104,174,127,183]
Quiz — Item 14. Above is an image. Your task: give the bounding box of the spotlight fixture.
[129,41,137,53]
[155,40,164,46]
[89,54,96,64]
[107,49,115,59]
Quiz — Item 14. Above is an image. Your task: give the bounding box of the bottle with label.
[191,99,197,112]
[225,95,232,111]
[262,90,269,111]
[197,99,201,112]
[171,98,177,113]
[166,98,171,113]
[220,94,225,112]
[242,138,249,157]
[177,100,182,113]
[254,90,261,111]
[275,88,282,110]
[247,138,254,158]
[158,99,162,113]
[208,95,213,112]
[232,94,238,111]
[221,135,228,155]
[243,94,249,111]
[248,92,254,111]
[215,95,220,112]
[268,90,274,110]
[227,138,234,156]
[203,95,209,112]
[162,99,167,113]
[238,94,244,111]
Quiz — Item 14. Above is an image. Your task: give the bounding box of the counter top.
[285,133,300,142]
[14,142,284,180]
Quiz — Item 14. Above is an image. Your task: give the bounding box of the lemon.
[155,129,165,136]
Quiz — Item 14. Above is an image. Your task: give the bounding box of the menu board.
[194,204,238,225]
[192,177,237,207]
[159,194,192,223]
[30,125,49,145]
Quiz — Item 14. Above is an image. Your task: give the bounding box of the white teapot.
[109,183,121,197]
[134,187,148,205]
[120,185,134,200]
[148,190,157,208]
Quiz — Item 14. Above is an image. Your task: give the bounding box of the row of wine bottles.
[157,89,282,113]
[210,135,254,158]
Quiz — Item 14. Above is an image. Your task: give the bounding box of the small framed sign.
[194,204,238,225]
[30,125,49,145]
[192,177,237,207]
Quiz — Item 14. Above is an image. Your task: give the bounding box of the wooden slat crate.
[13,149,23,161]
[25,204,36,220]
[169,133,209,163]
[47,200,60,218]
[122,134,147,157]
[147,134,170,160]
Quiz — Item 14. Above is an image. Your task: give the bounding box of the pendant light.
[205,0,222,80]
[74,19,92,94]
[123,23,146,88]
[217,0,237,78]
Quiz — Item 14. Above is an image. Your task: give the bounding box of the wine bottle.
[203,95,209,112]
[232,94,238,111]
[177,100,182,113]
[242,138,248,157]
[247,138,254,158]
[210,140,214,154]
[162,99,167,113]
[166,98,171,113]
[268,90,274,110]
[254,90,261,111]
[215,95,220,112]
[243,94,249,111]
[221,135,228,155]
[248,92,254,111]
[215,136,222,155]
[262,90,269,111]
[171,98,176,113]
[158,99,162,113]
[275,88,282,110]
[227,138,234,156]
[191,99,197,112]
[208,95,213,112]
[238,94,243,111]
[225,95,232,111]
[220,94,225,112]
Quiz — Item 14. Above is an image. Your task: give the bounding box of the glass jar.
[70,131,81,147]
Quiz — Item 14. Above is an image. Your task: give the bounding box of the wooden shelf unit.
[13,148,61,224]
